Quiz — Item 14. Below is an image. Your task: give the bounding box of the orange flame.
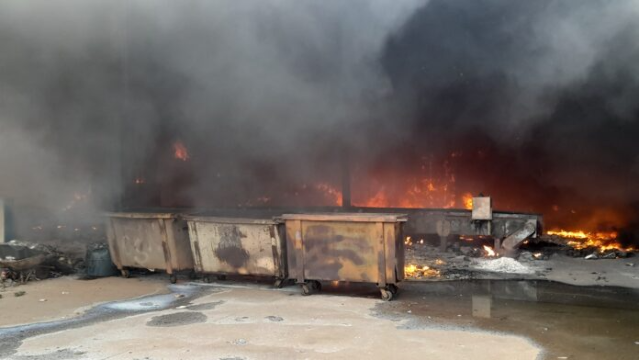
[462,192,473,210]
[547,229,633,252]
[405,264,441,278]
[483,245,496,257]
[173,141,190,161]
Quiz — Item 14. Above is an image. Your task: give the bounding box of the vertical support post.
[341,149,351,208]
[376,222,387,288]
[294,220,305,284]
[439,235,448,252]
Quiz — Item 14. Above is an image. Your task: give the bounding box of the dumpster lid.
[280,213,407,222]
[104,212,178,219]
[182,215,281,225]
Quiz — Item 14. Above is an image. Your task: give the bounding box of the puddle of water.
[382,281,639,360]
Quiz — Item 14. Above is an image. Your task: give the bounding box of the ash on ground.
[405,244,547,281]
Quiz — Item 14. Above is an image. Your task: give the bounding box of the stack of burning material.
[540,230,635,259]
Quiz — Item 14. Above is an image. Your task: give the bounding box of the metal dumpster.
[105,212,195,283]
[184,216,286,287]
[282,213,407,301]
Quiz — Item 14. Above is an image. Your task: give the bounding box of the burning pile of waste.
[543,229,635,259]
[404,264,441,279]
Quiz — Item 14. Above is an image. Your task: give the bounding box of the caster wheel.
[301,283,312,296]
[311,280,322,292]
[120,269,130,278]
[380,289,393,301]
[388,284,399,295]
[274,279,284,289]
[217,274,227,281]
[169,274,177,284]
[203,275,213,283]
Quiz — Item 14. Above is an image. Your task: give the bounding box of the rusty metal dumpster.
[281,213,407,301]
[184,216,286,287]
[105,212,194,283]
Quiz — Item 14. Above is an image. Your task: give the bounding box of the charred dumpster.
[184,216,286,287]
[281,213,406,301]
[105,212,194,283]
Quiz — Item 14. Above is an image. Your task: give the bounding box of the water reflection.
[390,280,639,360]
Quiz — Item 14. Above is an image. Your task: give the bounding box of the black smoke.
[1,0,639,238]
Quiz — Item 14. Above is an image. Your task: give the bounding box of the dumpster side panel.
[106,219,122,269]
[188,221,280,276]
[109,218,168,270]
[395,223,405,282]
[285,220,301,281]
[301,221,379,282]
[383,222,403,284]
[165,219,195,271]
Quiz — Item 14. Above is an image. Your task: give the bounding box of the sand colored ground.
[0,276,168,327]
[11,284,541,360]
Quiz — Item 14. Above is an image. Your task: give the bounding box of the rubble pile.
[405,240,549,280]
[0,240,89,288]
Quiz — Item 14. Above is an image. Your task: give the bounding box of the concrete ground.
[0,278,541,360]
[0,276,168,327]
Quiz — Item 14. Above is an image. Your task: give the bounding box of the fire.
[483,245,496,257]
[547,229,618,240]
[173,141,190,161]
[547,229,633,252]
[315,183,343,206]
[314,181,474,210]
[462,192,473,210]
[405,264,441,278]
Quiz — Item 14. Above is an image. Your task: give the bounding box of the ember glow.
[61,191,90,212]
[547,229,633,252]
[173,141,190,161]
[315,183,342,206]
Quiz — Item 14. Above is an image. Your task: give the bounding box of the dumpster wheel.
[388,284,399,296]
[120,269,130,278]
[169,274,178,284]
[301,280,321,296]
[273,279,284,289]
[380,289,393,301]
[301,283,312,296]
[188,270,197,280]
[310,280,321,292]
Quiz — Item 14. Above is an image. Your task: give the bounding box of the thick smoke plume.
[1,0,639,239]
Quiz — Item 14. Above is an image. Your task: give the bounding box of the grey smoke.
[0,0,425,215]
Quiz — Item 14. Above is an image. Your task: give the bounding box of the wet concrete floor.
[2,278,638,359]
[0,284,211,358]
[377,280,639,360]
